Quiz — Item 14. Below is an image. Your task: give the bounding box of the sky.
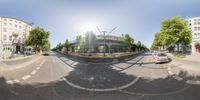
[0,0,200,48]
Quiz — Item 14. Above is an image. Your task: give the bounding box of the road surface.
[0,51,199,100]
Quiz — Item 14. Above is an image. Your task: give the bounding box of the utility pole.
[103,31,106,56]
[96,26,117,56]
[108,27,117,54]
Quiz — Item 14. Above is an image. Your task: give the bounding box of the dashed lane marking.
[6,80,14,84]
[22,75,31,80]
[13,79,20,83]
[36,67,40,70]
[168,70,174,75]
[31,70,37,75]
[39,60,46,66]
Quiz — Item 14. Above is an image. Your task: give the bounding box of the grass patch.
[173,53,186,58]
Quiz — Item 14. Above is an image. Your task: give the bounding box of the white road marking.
[173,76,183,81]
[13,79,20,83]
[167,67,171,70]
[22,75,31,80]
[186,80,200,85]
[110,65,123,71]
[168,70,174,75]
[6,80,14,84]
[63,76,140,92]
[39,60,46,66]
[36,67,40,70]
[31,70,37,75]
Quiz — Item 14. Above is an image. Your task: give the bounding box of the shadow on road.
[0,52,200,100]
[0,71,200,100]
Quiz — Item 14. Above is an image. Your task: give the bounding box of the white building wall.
[188,17,200,54]
[0,18,2,59]
[0,16,33,58]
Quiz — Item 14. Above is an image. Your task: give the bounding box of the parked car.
[152,51,158,56]
[43,51,50,56]
[153,52,169,64]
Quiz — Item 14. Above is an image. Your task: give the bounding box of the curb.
[57,51,144,64]
[1,54,39,61]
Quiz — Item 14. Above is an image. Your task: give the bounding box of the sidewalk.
[167,53,200,76]
[183,53,200,62]
[0,54,42,71]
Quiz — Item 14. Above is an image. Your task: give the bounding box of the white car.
[154,53,169,64]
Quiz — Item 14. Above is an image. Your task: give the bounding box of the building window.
[3,28,7,32]
[4,23,7,26]
[3,35,7,41]
[9,35,12,41]
[9,19,12,22]
[4,19,7,21]
[194,27,197,31]
[19,25,21,29]
[194,22,197,25]
[198,27,200,31]
[9,23,12,26]
[18,37,21,42]
[15,24,17,28]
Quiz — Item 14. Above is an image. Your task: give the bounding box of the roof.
[0,16,32,25]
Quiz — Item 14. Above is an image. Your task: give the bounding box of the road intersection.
[0,51,199,100]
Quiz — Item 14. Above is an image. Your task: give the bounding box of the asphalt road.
[0,51,199,100]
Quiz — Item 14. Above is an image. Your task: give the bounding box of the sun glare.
[80,22,97,33]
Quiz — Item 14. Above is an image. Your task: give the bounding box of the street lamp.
[96,26,117,56]
[108,27,117,54]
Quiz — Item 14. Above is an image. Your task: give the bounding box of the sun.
[80,22,97,33]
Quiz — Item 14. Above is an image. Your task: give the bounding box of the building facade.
[0,16,33,58]
[69,33,128,53]
[188,17,200,53]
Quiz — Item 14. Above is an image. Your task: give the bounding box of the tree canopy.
[151,16,192,51]
[26,27,50,51]
[124,34,134,52]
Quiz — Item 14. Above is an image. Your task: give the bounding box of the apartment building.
[0,16,33,58]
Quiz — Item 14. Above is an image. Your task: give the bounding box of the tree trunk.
[177,44,179,53]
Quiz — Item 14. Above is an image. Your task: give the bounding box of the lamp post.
[96,26,117,56]
[102,31,106,56]
[107,27,117,54]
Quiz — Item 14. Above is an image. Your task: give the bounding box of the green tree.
[136,41,142,51]
[151,16,192,52]
[63,39,69,53]
[55,42,63,51]
[124,34,134,52]
[42,41,51,51]
[161,16,192,51]
[27,27,50,52]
